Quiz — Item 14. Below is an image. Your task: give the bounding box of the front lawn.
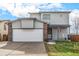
[45,41,79,56]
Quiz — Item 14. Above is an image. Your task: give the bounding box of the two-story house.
[30,11,70,41]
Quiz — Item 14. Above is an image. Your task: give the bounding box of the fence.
[69,35,79,42]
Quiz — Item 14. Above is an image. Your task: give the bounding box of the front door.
[48,28,52,41]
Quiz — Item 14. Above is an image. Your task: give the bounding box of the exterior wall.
[41,13,69,25]
[52,29,57,40]
[58,29,68,39]
[12,19,44,29]
[13,29,43,42]
[12,20,34,28]
[50,13,69,25]
[12,20,21,28]
[52,28,68,40]
[0,21,8,33]
[30,12,69,25]
[21,20,34,28]
[30,13,41,20]
[35,21,43,28]
[41,13,50,23]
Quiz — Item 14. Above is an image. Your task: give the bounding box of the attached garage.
[12,18,47,42]
[13,29,43,42]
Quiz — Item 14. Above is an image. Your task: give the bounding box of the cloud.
[2,0,79,3]
[13,4,39,17]
[38,3,63,11]
[0,3,63,17]
[70,9,79,18]
[69,9,79,24]
[0,3,40,17]
[39,3,62,8]
[0,0,61,3]
[50,3,63,8]
[0,2,64,18]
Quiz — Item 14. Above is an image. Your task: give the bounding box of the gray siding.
[30,13,41,20]
[52,28,69,40]
[50,13,69,25]
[21,20,34,28]
[41,13,50,23]
[12,20,34,28]
[12,19,44,29]
[30,12,69,25]
[35,21,43,28]
[12,21,21,28]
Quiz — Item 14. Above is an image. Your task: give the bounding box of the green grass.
[45,41,79,56]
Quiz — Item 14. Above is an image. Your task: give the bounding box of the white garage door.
[12,29,43,42]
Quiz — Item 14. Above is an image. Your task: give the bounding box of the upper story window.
[42,14,50,20]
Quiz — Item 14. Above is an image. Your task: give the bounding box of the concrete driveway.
[0,41,47,56]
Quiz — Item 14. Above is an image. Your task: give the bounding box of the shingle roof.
[29,11,71,14]
[12,18,47,24]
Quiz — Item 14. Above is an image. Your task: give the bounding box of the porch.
[47,25,70,41]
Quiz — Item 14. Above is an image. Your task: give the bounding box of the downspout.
[57,27,60,40]
[20,20,22,28]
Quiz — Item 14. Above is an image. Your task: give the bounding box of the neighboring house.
[12,18,47,42]
[0,20,11,41]
[29,11,70,41]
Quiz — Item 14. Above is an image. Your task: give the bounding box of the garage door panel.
[13,29,43,42]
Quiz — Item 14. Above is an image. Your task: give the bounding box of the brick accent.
[43,23,48,41]
[8,22,12,41]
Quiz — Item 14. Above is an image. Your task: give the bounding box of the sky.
[0,0,79,33]
[0,1,79,20]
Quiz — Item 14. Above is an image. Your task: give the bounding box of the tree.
[69,10,79,35]
[74,17,79,35]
